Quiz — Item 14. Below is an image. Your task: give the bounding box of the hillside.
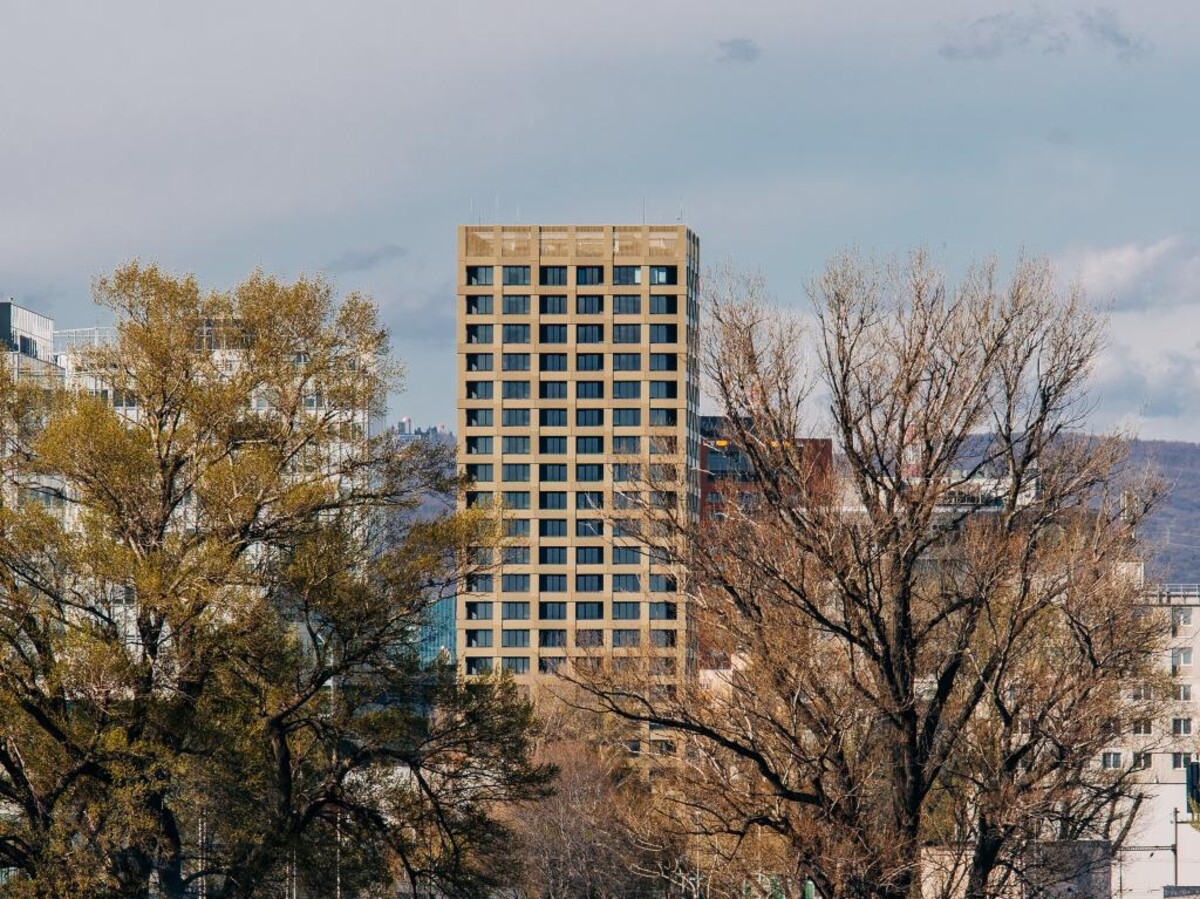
[1130,439,1200,584]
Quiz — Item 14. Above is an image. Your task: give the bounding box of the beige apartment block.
[455,224,700,686]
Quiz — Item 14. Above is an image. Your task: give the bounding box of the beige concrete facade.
[455,224,699,685]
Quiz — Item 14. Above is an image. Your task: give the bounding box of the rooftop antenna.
[678,197,684,223]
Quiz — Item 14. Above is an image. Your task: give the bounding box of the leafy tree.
[0,264,553,898]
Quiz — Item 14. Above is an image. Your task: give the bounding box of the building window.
[501,436,530,454]
[540,381,567,399]
[502,657,530,674]
[505,518,530,537]
[613,436,640,453]
[465,629,493,648]
[501,574,530,592]
[466,324,493,344]
[1174,607,1194,636]
[540,353,568,371]
[539,657,564,673]
[1174,753,1194,769]
[576,464,604,482]
[612,547,641,565]
[576,546,603,565]
[613,601,641,620]
[502,546,529,566]
[540,266,568,286]
[539,629,567,647]
[577,353,604,371]
[540,408,568,427]
[540,463,567,482]
[613,354,642,372]
[576,629,604,648]
[649,265,677,285]
[501,464,530,482]
[576,519,604,537]
[503,323,530,344]
[613,574,641,592]
[466,295,493,314]
[539,518,567,537]
[614,295,641,315]
[539,547,567,565]
[1132,718,1152,735]
[576,436,604,454]
[1174,718,1193,736]
[466,409,493,427]
[502,602,530,620]
[465,657,493,675]
[466,266,493,286]
[613,409,642,427]
[612,463,641,482]
[576,408,604,427]
[576,491,603,510]
[650,295,678,314]
[539,603,567,621]
[502,408,530,427]
[1173,648,1193,674]
[502,353,530,371]
[501,629,530,648]
[465,601,493,620]
[539,436,567,454]
[466,353,493,372]
[466,380,494,400]
[574,380,602,399]
[649,353,677,371]
[539,295,567,314]
[651,629,677,648]
[503,295,530,315]
[577,295,604,314]
[577,324,604,344]
[649,324,677,344]
[613,324,641,344]
[540,491,567,510]
[576,576,604,595]
[649,602,677,620]
[538,574,568,592]
[502,381,530,399]
[539,323,568,343]
[613,629,640,648]
[613,266,641,285]
[613,491,640,510]
[1176,684,1193,701]
[1132,752,1152,770]
[650,574,677,592]
[576,266,603,286]
[650,408,677,426]
[650,436,677,454]
[502,266,530,286]
[576,602,604,620]
[650,380,677,399]
[466,464,493,482]
[1100,752,1122,770]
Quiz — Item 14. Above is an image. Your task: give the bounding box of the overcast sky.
[2,1,1198,439]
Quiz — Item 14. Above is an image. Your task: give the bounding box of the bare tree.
[570,252,1166,899]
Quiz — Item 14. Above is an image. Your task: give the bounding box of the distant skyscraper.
[456,224,699,682]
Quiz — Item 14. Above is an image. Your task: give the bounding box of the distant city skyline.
[2,2,1198,438]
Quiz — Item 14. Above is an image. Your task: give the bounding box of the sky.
[2,1,1199,439]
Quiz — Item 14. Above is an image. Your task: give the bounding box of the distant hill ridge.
[1129,438,1200,584]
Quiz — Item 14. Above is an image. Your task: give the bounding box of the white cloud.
[1059,236,1200,310]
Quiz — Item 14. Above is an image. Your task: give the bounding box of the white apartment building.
[1110,585,1200,898]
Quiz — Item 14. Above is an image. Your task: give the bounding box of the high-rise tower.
[456,224,699,682]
